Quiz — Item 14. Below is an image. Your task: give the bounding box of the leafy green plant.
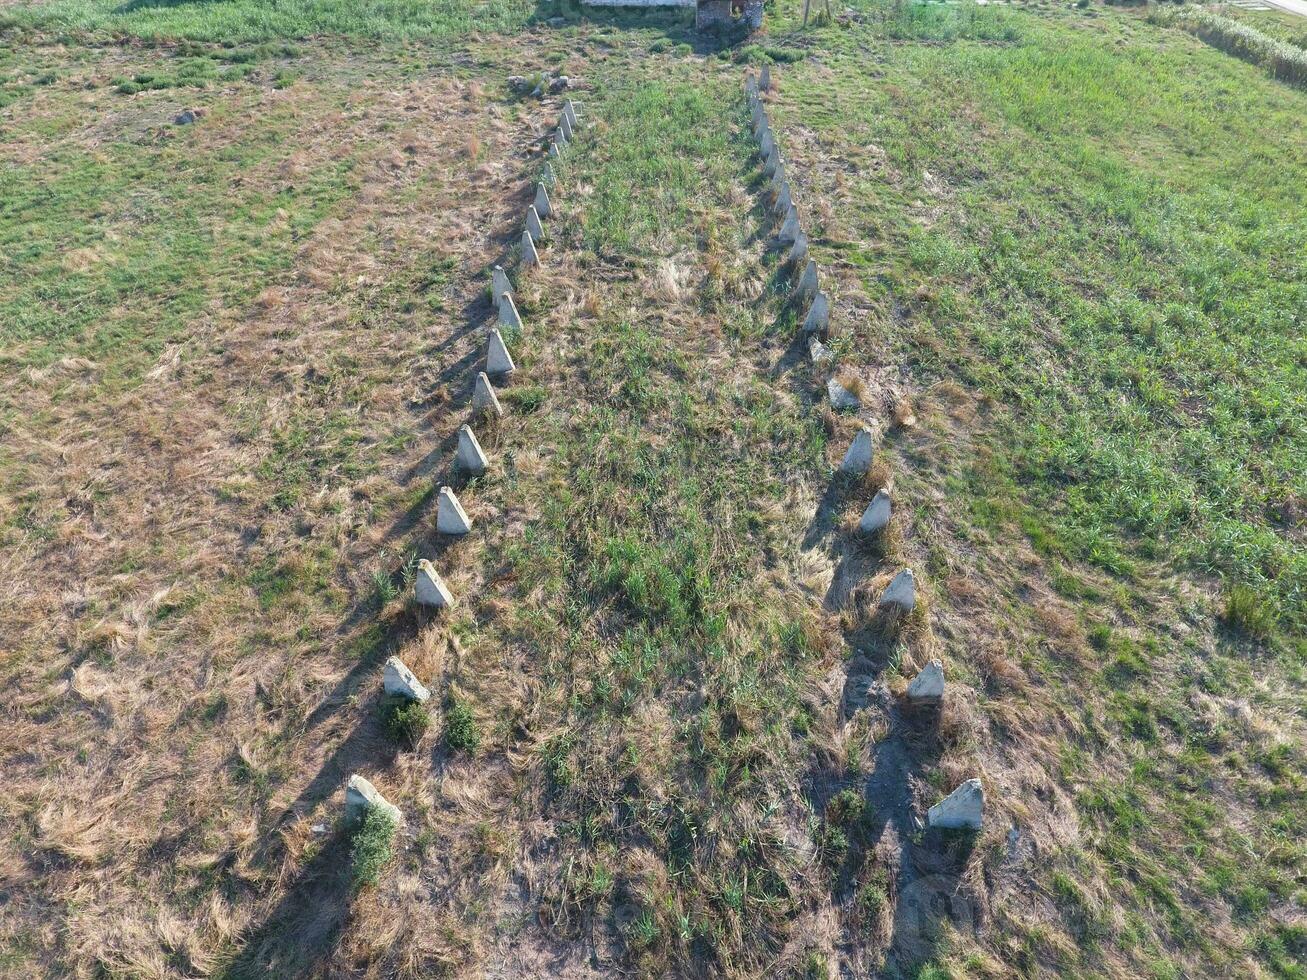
[383,698,430,748]
[350,805,398,889]
[444,695,481,752]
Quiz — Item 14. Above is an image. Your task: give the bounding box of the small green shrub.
[814,823,849,867]
[1222,584,1278,640]
[350,805,398,889]
[825,788,866,826]
[383,698,430,747]
[444,695,481,752]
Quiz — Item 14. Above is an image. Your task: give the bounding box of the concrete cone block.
[774,182,792,217]
[555,125,568,147]
[456,424,488,475]
[384,656,431,702]
[798,259,818,300]
[779,205,801,243]
[564,100,580,128]
[497,293,522,332]
[927,778,983,831]
[764,146,781,178]
[789,229,809,265]
[534,182,552,219]
[437,486,472,536]
[745,69,758,94]
[770,162,786,192]
[760,63,771,91]
[803,292,829,334]
[541,161,557,186]
[560,113,574,142]
[906,659,945,704]
[840,427,875,473]
[548,140,561,159]
[859,488,892,535]
[808,336,833,366]
[472,371,504,418]
[414,559,454,608]
[486,328,516,376]
[879,568,916,612]
[525,205,544,243]
[827,376,861,411]
[521,231,540,267]
[760,129,774,159]
[491,265,512,305]
[345,774,402,825]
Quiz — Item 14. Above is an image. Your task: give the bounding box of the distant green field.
[2,0,537,41]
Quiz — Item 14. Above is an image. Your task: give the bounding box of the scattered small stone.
[797,259,818,300]
[547,15,565,26]
[789,229,808,265]
[827,376,861,411]
[384,655,432,702]
[311,823,329,834]
[879,568,915,611]
[927,777,983,831]
[491,265,512,305]
[803,290,829,334]
[521,230,540,266]
[534,182,553,219]
[415,559,454,608]
[525,205,544,243]
[859,488,891,534]
[840,427,875,473]
[497,293,522,331]
[346,773,402,824]
[808,336,833,366]
[436,486,473,536]
[906,659,944,704]
[549,75,571,93]
[779,205,800,243]
[456,424,489,474]
[472,371,504,418]
[486,327,516,376]
[174,109,197,126]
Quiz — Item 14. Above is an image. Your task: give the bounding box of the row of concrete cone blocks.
[521,100,583,269]
[746,85,828,338]
[749,69,983,833]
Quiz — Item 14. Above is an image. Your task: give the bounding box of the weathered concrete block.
[415,559,454,608]
[779,205,800,244]
[437,485,472,535]
[827,376,861,411]
[808,336,833,366]
[563,100,580,129]
[555,125,568,147]
[760,64,771,91]
[927,778,982,831]
[770,162,786,192]
[840,427,875,473]
[803,292,829,335]
[548,140,561,160]
[525,205,544,244]
[346,774,402,825]
[745,70,758,94]
[384,656,431,702]
[534,182,553,219]
[560,112,574,142]
[774,182,792,217]
[879,568,915,612]
[760,129,774,160]
[456,424,488,474]
[521,230,540,267]
[789,229,808,265]
[472,371,504,418]
[859,488,892,535]
[486,328,516,376]
[764,146,781,178]
[497,293,522,332]
[907,659,944,704]
[798,259,818,301]
[491,265,512,305]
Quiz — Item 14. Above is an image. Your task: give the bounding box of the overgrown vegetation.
[1151,6,1307,87]
[349,805,398,889]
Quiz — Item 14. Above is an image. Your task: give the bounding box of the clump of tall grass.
[1152,7,1307,88]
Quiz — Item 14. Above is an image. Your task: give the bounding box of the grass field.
[0,0,1303,977]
